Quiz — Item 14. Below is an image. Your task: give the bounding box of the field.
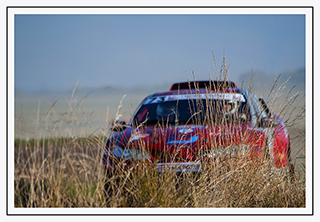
[13,72,306,208]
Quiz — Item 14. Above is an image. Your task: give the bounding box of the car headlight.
[112,147,151,160]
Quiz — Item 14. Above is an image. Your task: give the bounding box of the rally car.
[103,80,293,174]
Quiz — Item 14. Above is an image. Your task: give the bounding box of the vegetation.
[14,57,306,208]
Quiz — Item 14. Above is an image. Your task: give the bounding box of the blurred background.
[14,14,306,139]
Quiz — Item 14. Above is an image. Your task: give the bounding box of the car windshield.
[132,93,250,126]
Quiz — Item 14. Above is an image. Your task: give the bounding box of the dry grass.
[14,134,305,208]
[14,137,305,208]
[14,58,306,208]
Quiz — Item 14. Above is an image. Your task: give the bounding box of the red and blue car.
[103,81,293,175]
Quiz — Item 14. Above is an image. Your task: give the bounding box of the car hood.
[106,123,266,161]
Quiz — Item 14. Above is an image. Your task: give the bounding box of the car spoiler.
[169,80,238,91]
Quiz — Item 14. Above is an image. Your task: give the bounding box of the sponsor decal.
[131,133,149,141]
[144,93,245,104]
[167,135,198,144]
[178,128,194,134]
[209,126,243,137]
[177,125,204,129]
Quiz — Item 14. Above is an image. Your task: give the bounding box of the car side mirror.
[258,118,278,128]
[258,98,271,118]
[110,120,128,132]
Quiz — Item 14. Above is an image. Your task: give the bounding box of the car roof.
[152,88,241,97]
[150,80,242,97]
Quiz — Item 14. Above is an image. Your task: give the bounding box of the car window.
[132,93,250,126]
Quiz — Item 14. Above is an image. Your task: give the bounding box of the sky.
[14,13,305,93]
